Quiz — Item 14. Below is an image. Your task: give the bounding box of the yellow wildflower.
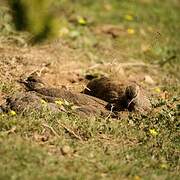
[154,87,161,93]
[41,99,47,104]
[10,110,16,116]
[149,129,158,136]
[55,100,64,106]
[160,163,168,169]
[125,14,133,21]
[127,28,135,34]
[77,17,87,25]
[134,175,141,180]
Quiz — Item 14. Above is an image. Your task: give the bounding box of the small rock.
[141,44,150,52]
[34,133,49,142]
[144,75,155,85]
[61,145,71,155]
[88,152,94,158]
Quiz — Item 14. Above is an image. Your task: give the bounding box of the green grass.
[0,0,180,179]
[0,104,179,179]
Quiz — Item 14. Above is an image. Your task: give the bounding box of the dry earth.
[0,40,159,95]
[0,39,160,118]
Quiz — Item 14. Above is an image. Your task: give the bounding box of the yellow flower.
[55,100,64,106]
[77,17,87,25]
[160,163,168,169]
[10,110,16,116]
[154,87,161,93]
[134,175,141,180]
[127,28,135,34]
[125,14,133,21]
[41,99,47,104]
[149,129,158,136]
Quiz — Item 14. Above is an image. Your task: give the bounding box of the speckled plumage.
[84,77,151,113]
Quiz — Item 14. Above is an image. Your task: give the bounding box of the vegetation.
[0,0,179,179]
[8,0,59,42]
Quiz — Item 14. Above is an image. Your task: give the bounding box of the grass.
[0,0,180,179]
[0,106,179,179]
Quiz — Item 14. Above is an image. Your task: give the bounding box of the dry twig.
[42,123,60,137]
[58,121,83,141]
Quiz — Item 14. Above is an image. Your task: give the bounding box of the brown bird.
[83,77,126,103]
[84,77,151,113]
[19,73,110,117]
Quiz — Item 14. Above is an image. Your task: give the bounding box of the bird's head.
[125,84,139,100]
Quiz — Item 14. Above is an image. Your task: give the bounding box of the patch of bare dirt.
[0,92,6,106]
[0,41,90,91]
[93,24,125,38]
[0,41,158,92]
[0,40,159,106]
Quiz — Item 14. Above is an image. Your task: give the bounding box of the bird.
[83,77,151,113]
[18,72,110,117]
[83,77,126,103]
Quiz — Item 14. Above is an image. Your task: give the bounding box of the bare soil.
[0,40,157,118]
